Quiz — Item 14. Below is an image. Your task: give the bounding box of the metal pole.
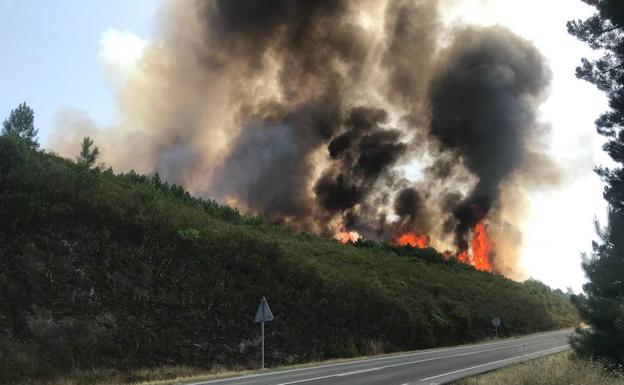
[261,299,265,369]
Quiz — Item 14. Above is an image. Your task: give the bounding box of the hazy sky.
[0,0,161,143]
[0,0,610,291]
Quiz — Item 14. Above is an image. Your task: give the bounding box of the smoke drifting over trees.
[51,0,558,277]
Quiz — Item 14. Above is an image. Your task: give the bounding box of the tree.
[77,136,99,168]
[572,210,624,367]
[75,136,99,200]
[568,0,624,367]
[2,102,39,149]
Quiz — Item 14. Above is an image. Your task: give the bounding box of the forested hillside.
[0,135,576,383]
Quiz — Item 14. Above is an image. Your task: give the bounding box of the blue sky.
[0,0,162,144]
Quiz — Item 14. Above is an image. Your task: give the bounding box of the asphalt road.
[188,329,571,385]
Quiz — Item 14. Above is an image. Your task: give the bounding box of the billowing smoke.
[315,107,405,213]
[50,0,558,278]
[429,26,552,253]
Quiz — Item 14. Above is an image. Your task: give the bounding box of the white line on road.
[274,373,337,385]
[418,345,569,382]
[190,330,570,385]
[264,342,549,385]
[336,367,383,377]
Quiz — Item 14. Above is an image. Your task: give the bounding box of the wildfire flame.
[335,224,360,243]
[335,222,493,273]
[471,222,493,272]
[394,232,430,249]
[456,221,493,272]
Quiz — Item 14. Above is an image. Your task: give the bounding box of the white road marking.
[274,374,337,385]
[190,331,571,385]
[336,367,383,376]
[418,345,569,382]
[254,342,548,385]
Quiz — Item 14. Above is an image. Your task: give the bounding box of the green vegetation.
[455,352,624,385]
[0,118,576,384]
[568,0,624,369]
[2,102,39,149]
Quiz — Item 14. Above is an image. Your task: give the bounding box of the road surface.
[188,329,571,385]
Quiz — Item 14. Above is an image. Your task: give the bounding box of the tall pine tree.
[77,136,99,168]
[568,0,624,368]
[74,136,99,201]
[2,102,39,149]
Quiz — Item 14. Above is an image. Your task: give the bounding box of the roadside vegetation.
[455,353,624,385]
[0,109,577,384]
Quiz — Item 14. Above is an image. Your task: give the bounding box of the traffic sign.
[254,297,274,323]
[254,297,274,370]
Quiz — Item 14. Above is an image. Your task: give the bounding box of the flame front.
[456,221,494,272]
[457,250,469,263]
[394,232,430,248]
[471,222,493,272]
[335,222,493,273]
[335,223,360,244]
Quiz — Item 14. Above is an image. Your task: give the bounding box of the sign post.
[491,317,501,338]
[254,297,274,369]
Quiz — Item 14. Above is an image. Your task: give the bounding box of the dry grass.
[456,353,624,385]
[30,357,359,385]
[29,365,247,385]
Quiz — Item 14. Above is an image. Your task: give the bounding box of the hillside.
[0,135,576,384]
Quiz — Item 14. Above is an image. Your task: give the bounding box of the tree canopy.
[568,0,624,368]
[2,102,39,149]
[77,136,99,168]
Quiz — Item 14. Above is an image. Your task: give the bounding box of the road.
[188,329,571,385]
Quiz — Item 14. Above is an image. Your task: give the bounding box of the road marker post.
[254,296,274,369]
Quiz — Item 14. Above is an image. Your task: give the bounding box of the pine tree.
[75,137,99,200]
[77,136,99,168]
[2,102,39,149]
[568,0,624,368]
[571,210,624,367]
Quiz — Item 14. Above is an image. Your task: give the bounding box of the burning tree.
[568,0,624,369]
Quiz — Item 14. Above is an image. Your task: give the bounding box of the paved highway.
[188,329,571,385]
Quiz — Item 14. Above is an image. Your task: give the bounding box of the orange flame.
[456,221,493,272]
[471,222,493,272]
[394,232,430,248]
[335,223,360,244]
[457,250,469,263]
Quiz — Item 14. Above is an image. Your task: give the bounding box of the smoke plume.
[51,0,558,278]
[429,26,552,253]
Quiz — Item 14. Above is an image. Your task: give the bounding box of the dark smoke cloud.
[394,187,423,220]
[382,0,440,108]
[201,0,379,229]
[314,107,407,218]
[429,26,552,251]
[212,95,342,223]
[199,0,370,98]
[51,0,558,278]
[205,0,348,56]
